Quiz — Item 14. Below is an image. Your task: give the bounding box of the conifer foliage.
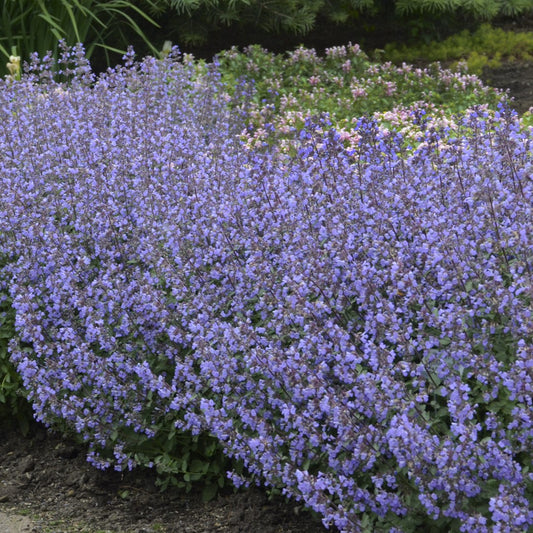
[156,0,533,44]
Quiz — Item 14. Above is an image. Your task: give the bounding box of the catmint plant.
[0,45,531,532]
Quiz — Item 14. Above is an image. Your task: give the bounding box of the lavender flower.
[0,48,531,532]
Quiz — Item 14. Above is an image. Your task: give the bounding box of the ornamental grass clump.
[0,47,531,532]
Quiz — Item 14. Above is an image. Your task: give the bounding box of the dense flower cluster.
[215,43,508,152]
[0,47,531,532]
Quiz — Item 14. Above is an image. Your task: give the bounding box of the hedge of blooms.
[0,46,531,532]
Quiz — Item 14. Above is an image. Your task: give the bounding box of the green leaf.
[201,482,218,502]
[439,336,451,347]
[189,458,208,473]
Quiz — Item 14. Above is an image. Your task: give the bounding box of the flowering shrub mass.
[0,47,531,532]
[215,43,508,150]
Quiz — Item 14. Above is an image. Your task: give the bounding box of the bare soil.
[1,58,532,533]
[0,422,329,533]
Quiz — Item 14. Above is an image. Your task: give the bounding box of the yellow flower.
[6,55,21,80]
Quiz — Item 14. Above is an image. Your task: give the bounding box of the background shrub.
[155,0,324,45]
[117,1,533,56]
[1,0,531,74]
[383,24,533,74]
[214,43,508,150]
[394,0,533,18]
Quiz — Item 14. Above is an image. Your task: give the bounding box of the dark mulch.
[0,422,329,533]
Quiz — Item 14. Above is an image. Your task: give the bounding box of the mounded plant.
[0,47,531,531]
[0,259,32,432]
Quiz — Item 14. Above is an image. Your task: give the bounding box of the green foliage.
[45,365,234,501]
[0,32,528,525]
[0,266,32,434]
[151,0,532,46]
[0,0,160,76]
[154,0,325,46]
[119,424,232,501]
[2,0,529,60]
[167,0,321,32]
[395,0,533,17]
[521,109,533,127]
[383,24,533,74]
